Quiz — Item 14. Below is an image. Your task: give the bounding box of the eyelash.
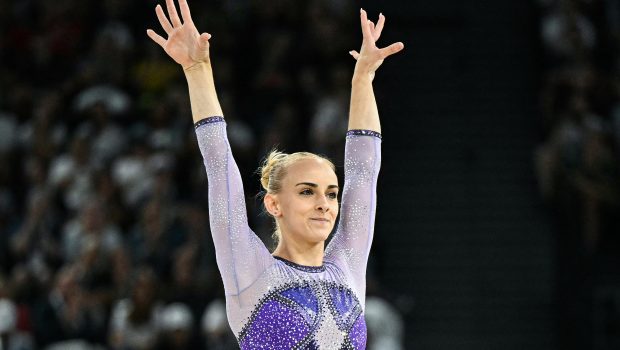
[299,189,338,199]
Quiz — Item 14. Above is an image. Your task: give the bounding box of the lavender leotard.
[195,116,381,349]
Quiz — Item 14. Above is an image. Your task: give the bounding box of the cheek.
[331,202,339,217]
[283,197,312,216]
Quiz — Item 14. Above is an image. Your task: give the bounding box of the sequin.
[195,118,381,349]
[346,129,382,139]
[194,116,225,129]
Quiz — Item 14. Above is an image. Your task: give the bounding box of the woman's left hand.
[350,9,404,81]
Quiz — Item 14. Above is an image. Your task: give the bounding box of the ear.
[263,193,281,217]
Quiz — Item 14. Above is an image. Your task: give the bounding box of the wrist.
[352,72,374,85]
[183,61,212,74]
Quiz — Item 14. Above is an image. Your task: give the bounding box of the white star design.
[314,293,345,348]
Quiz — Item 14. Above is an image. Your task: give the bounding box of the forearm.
[348,73,380,133]
[184,62,223,123]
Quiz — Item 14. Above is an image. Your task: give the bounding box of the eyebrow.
[295,182,339,190]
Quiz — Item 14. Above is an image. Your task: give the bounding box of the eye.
[299,188,313,196]
[327,192,338,200]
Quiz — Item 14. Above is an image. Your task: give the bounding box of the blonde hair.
[259,149,336,243]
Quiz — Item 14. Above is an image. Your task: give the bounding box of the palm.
[164,24,204,66]
[147,0,210,69]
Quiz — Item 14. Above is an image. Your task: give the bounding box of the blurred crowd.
[535,0,620,347]
[0,0,403,349]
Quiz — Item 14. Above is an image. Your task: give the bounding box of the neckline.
[273,256,326,273]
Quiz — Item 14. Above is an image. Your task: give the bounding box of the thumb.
[379,42,404,59]
[349,50,360,60]
[199,33,211,47]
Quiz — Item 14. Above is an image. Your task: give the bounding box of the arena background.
[1,0,619,349]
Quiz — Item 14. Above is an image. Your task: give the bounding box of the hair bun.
[260,150,287,192]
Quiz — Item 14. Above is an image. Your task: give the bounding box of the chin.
[302,229,331,244]
[296,221,335,244]
[313,229,333,243]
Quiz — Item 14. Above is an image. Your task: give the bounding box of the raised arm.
[326,9,403,300]
[147,0,272,296]
[348,9,404,132]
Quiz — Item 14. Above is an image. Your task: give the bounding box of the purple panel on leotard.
[329,287,354,315]
[240,300,310,349]
[281,286,319,315]
[328,286,360,329]
[349,315,367,350]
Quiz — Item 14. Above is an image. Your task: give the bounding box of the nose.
[315,195,329,212]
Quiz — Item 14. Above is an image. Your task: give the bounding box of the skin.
[264,158,340,266]
[147,0,403,266]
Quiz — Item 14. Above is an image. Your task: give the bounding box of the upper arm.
[195,118,273,296]
[325,131,382,289]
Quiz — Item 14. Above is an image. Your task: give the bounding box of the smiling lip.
[311,218,330,222]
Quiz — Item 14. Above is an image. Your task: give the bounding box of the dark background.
[1,0,619,349]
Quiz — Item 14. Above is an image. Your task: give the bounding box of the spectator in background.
[111,135,163,209]
[144,102,183,153]
[155,303,200,350]
[10,190,62,286]
[86,103,128,166]
[61,199,123,263]
[6,265,38,337]
[108,267,163,350]
[535,0,620,348]
[200,299,237,350]
[0,298,35,350]
[109,246,133,303]
[575,117,619,253]
[540,0,597,63]
[32,265,105,347]
[128,198,184,281]
[365,296,405,350]
[48,130,96,212]
[168,244,208,320]
[17,92,67,164]
[93,169,130,232]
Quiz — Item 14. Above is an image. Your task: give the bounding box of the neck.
[273,239,324,267]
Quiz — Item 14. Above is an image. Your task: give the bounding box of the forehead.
[283,158,337,185]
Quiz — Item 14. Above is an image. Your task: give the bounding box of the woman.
[147,0,403,348]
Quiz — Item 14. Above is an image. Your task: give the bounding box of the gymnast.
[147,0,403,347]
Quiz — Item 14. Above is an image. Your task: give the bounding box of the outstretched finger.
[374,13,385,41]
[147,29,167,48]
[166,0,182,27]
[349,50,360,60]
[379,42,404,58]
[178,0,193,25]
[155,5,173,34]
[199,33,211,50]
[360,9,374,42]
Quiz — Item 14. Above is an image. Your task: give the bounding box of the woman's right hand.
[147,0,211,69]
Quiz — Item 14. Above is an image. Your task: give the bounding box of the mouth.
[310,218,330,223]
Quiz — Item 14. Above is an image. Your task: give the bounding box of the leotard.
[195,116,381,349]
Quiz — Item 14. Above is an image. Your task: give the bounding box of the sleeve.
[194,117,273,296]
[324,130,382,299]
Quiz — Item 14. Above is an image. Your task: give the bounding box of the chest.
[238,279,367,349]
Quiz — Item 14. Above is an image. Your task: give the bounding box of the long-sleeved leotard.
[195,116,381,349]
